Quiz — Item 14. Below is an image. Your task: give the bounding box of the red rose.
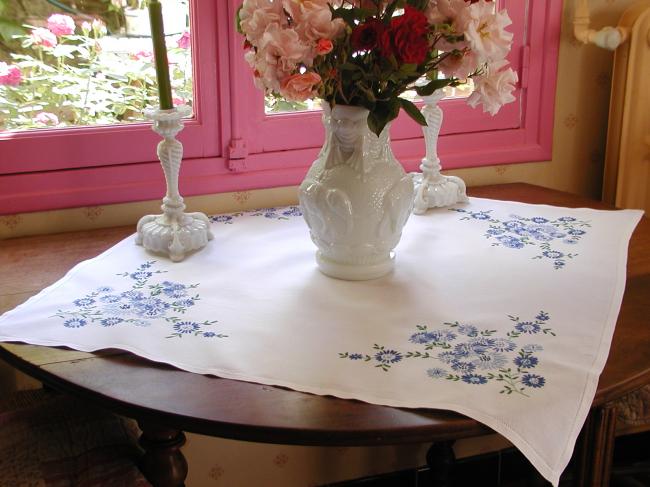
[351,18,384,51]
[384,6,430,64]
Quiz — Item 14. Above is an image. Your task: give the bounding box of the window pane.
[0,0,192,131]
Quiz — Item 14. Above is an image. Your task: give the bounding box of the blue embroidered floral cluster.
[450,209,591,269]
[210,206,302,224]
[53,261,226,340]
[340,312,555,397]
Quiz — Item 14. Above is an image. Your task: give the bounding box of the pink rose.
[467,60,518,115]
[173,97,185,106]
[438,49,479,79]
[34,112,59,126]
[47,14,75,36]
[130,50,153,61]
[240,0,287,44]
[316,38,333,55]
[0,62,22,86]
[461,0,513,63]
[280,72,321,102]
[31,28,58,48]
[177,31,190,49]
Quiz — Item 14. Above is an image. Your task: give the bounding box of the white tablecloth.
[0,198,643,485]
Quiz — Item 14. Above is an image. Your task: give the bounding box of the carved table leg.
[575,404,617,487]
[137,421,188,487]
[426,441,455,487]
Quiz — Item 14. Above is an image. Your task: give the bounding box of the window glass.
[0,0,192,131]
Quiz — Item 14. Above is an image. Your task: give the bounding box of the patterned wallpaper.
[0,1,641,486]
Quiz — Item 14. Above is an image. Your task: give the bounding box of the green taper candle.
[148,0,173,110]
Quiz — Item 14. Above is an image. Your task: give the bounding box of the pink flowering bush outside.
[238,0,518,133]
[0,14,192,131]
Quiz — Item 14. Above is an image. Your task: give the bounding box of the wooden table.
[1,184,648,487]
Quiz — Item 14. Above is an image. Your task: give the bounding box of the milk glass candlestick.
[411,89,468,214]
[136,4,212,262]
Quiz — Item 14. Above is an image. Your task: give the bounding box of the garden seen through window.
[0,0,192,131]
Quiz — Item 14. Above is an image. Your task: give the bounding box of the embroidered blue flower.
[427,368,448,379]
[451,361,476,373]
[161,281,188,299]
[515,322,541,334]
[129,271,152,281]
[99,294,121,303]
[438,351,456,364]
[409,332,439,344]
[469,211,491,220]
[282,206,302,217]
[173,321,201,334]
[64,318,87,328]
[340,312,555,398]
[522,374,546,388]
[472,353,508,371]
[211,215,234,223]
[542,250,564,259]
[133,298,170,318]
[514,356,539,369]
[457,324,479,337]
[452,208,590,269]
[535,311,550,322]
[54,262,223,341]
[100,317,123,327]
[496,235,525,249]
[121,290,145,301]
[462,374,488,385]
[374,349,403,364]
[490,338,516,352]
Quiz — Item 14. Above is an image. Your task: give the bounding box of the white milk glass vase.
[299,105,414,280]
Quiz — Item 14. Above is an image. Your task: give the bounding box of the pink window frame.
[0,0,562,215]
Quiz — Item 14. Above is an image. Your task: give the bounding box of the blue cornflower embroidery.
[451,361,476,373]
[64,318,87,328]
[522,374,546,388]
[450,208,590,269]
[100,317,123,327]
[490,338,517,352]
[457,324,479,337]
[496,235,525,249]
[130,271,152,281]
[340,312,555,397]
[374,349,403,364]
[53,261,225,340]
[514,356,538,369]
[427,368,448,379]
[173,321,201,334]
[462,374,488,385]
[514,322,541,334]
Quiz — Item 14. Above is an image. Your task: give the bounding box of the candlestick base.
[412,170,469,214]
[411,89,468,214]
[135,106,213,262]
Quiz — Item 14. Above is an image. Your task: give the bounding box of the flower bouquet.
[237,0,517,135]
[237,0,517,280]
